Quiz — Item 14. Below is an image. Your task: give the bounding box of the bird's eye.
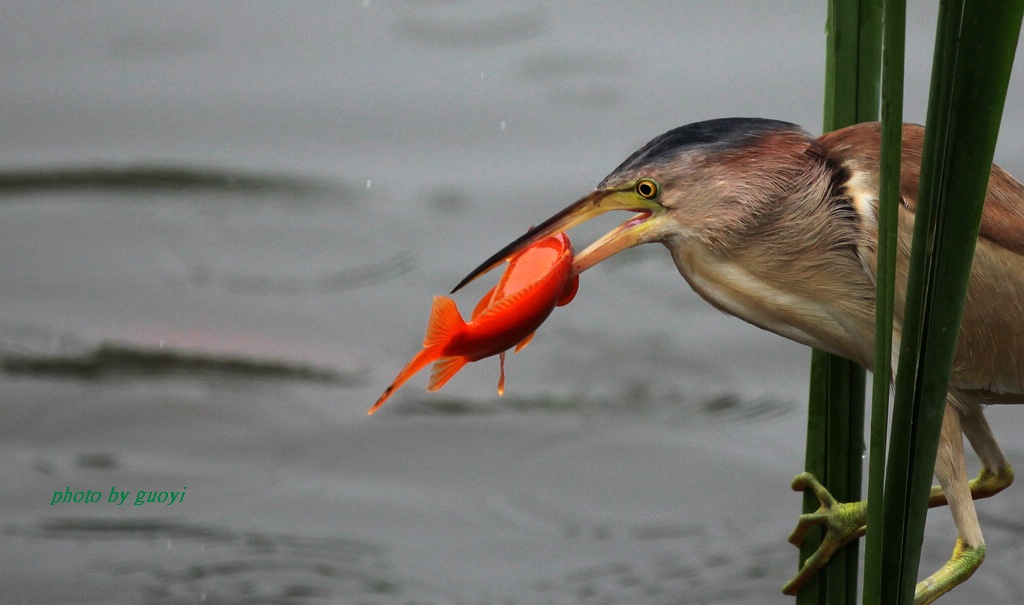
[635,178,660,200]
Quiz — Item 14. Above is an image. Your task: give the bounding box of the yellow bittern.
[453,118,1022,604]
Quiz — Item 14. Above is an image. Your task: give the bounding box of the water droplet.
[167,539,172,549]
[366,179,372,188]
[480,71,485,79]
[362,0,370,7]
[159,340,164,349]
[500,120,506,130]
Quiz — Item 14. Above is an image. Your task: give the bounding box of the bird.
[452,118,1022,604]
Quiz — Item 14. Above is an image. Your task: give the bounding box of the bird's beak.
[451,188,665,293]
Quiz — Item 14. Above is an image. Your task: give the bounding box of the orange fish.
[368,233,578,414]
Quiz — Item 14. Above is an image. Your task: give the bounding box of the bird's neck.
[669,171,878,368]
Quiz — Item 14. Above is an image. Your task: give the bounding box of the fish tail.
[428,356,468,392]
[368,296,465,415]
[423,295,466,348]
[368,345,443,415]
[423,297,476,391]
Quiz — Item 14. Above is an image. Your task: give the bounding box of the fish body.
[369,233,577,414]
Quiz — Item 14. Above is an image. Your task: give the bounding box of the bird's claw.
[782,472,867,596]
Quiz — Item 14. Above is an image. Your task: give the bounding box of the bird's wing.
[822,122,1024,398]
[895,124,1024,398]
[974,164,1024,257]
[895,124,1024,257]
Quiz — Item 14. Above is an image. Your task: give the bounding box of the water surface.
[4,2,1024,603]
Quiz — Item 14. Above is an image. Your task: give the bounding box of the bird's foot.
[929,463,1014,506]
[913,538,984,605]
[782,472,867,596]
[972,464,1015,498]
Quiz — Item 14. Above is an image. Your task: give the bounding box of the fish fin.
[514,332,535,353]
[368,345,443,415]
[473,285,531,322]
[423,295,465,348]
[557,275,579,306]
[428,356,468,392]
[497,351,506,396]
[471,285,498,320]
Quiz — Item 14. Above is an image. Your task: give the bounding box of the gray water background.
[3,2,1024,603]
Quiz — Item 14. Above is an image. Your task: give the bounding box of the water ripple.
[397,6,546,49]
[0,341,358,384]
[0,166,339,196]
[204,252,414,295]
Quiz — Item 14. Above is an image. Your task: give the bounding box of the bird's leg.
[784,400,1011,598]
[929,400,1014,507]
[781,472,867,596]
[914,404,985,604]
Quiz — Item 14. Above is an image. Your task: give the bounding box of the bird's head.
[452,117,816,293]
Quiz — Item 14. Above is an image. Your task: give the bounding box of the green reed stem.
[860,0,904,602]
[799,1,879,604]
[877,1,1023,602]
